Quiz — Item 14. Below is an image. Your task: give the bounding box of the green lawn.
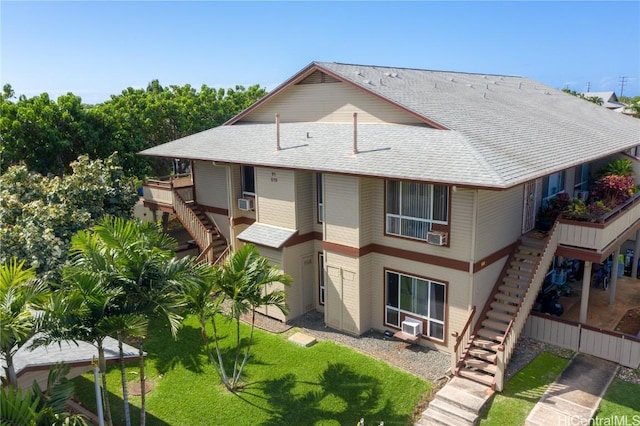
[74,315,431,425]
[478,352,570,425]
[594,377,640,420]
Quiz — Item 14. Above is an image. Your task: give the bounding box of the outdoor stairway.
[456,231,552,388]
[416,377,493,426]
[186,201,228,262]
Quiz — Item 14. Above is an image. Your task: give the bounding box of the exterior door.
[522,180,539,234]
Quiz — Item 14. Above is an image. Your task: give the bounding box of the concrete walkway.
[525,353,619,426]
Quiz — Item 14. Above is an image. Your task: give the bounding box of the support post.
[609,247,620,305]
[633,230,640,279]
[580,261,592,324]
[93,358,104,426]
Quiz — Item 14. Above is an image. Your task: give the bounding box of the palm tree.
[37,265,125,426]
[0,258,49,388]
[0,363,88,425]
[182,244,291,391]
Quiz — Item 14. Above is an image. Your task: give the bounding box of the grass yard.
[594,377,640,420]
[478,352,570,425]
[74,315,431,425]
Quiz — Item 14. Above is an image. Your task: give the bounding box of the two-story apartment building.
[140,61,640,390]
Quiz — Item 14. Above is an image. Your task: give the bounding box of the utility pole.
[586,81,591,92]
[619,76,627,97]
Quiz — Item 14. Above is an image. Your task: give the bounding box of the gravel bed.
[246,309,640,387]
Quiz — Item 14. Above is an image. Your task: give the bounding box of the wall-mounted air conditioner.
[401,318,423,336]
[237,198,254,211]
[426,231,447,246]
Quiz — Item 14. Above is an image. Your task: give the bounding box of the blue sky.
[1,1,639,104]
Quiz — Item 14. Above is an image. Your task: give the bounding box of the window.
[317,173,324,223]
[574,164,590,194]
[385,270,445,340]
[386,180,448,240]
[542,171,565,204]
[318,253,325,305]
[241,166,255,197]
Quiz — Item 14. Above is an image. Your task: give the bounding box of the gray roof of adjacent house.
[140,62,640,189]
[237,223,297,248]
[579,91,626,109]
[1,336,139,381]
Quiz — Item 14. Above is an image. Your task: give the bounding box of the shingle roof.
[140,62,640,189]
[237,223,297,248]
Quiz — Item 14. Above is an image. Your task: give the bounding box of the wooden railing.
[451,305,476,373]
[494,221,559,391]
[558,192,640,252]
[173,190,213,258]
[142,174,192,207]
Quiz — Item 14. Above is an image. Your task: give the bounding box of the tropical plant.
[0,259,49,388]
[182,244,292,391]
[591,174,636,209]
[598,158,634,177]
[0,364,88,426]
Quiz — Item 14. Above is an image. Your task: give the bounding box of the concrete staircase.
[456,234,548,388]
[416,377,493,426]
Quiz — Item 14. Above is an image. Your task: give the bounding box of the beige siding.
[324,252,360,334]
[472,255,509,322]
[313,173,323,234]
[476,186,523,259]
[206,212,230,243]
[241,83,424,124]
[324,174,360,246]
[281,242,315,319]
[359,177,376,247]
[369,253,470,353]
[295,171,314,235]
[194,161,229,208]
[253,245,286,322]
[256,168,296,228]
[358,254,373,331]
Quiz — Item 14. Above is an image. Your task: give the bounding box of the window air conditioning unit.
[426,231,447,246]
[401,318,423,337]
[237,198,254,211]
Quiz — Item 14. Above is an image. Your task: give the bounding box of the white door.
[522,180,539,234]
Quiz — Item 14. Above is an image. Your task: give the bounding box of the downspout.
[469,189,478,315]
[275,113,281,151]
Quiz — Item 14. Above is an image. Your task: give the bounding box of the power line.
[619,76,627,97]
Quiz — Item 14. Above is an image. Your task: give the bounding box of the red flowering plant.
[590,174,636,209]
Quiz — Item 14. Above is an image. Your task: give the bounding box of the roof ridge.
[316,61,523,79]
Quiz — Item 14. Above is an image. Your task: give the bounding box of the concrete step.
[468,347,497,363]
[471,337,500,352]
[481,319,509,332]
[499,284,525,295]
[419,407,472,426]
[428,397,477,424]
[503,276,529,286]
[486,310,514,323]
[513,252,540,261]
[476,328,504,342]
[494,293,522,304]
[518,244,542,254]
[458,369,494,387]
[521,235,548,248]
[511,260,536,269]
[507,268,534,278]
[464,358,497,375]
[490,301,519,313]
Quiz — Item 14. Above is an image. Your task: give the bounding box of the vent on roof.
[298,70,340,85]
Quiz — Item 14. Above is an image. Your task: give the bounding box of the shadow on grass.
[239,362,407,426]
[73,375,170,426]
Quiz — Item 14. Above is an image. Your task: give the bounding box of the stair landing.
[416,377,493,425]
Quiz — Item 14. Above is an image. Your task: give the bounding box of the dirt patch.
[129,379,155,396]
[614,307,640,336]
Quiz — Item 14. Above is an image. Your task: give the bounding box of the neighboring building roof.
[1,336,139,380]
[237,223,297,248]
[140,62,640,189]
[579,91,626,109]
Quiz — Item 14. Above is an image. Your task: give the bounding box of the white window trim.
[241,166,256,198]
[318,253,325,305]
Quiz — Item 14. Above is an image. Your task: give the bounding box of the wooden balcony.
[142,174,193,212]
[557,193,640,260]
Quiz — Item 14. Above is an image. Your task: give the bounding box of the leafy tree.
[0,259,49,388]
[0,154,138,279]
[182,244,291,391]
[0,364,88,425]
